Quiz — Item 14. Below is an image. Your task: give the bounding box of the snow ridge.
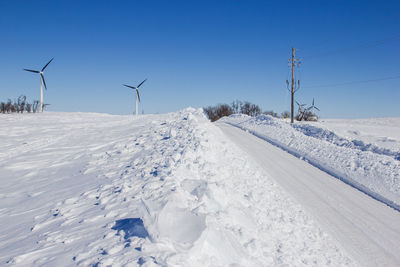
[291,123,400,160]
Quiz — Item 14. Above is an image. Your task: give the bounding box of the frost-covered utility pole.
[287,47,300,123]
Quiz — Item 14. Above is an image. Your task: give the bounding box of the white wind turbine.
[24,58,54,112]
[307,98,320,115]
[123,79,147,116]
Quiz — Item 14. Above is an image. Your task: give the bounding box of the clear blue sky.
[1,0,399,118]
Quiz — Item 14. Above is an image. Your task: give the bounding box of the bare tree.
[241,101,261,117]
[10,99,17,113]
[25,103,32,113]
[205,100,270,121]
[17,95,26,113]
[204,104,233,122]
[32,100,40,113]
[5,99,12,113]
[216,104,233,119]
[203,106,217,122]
[231,100,242,114]
[0,102,5,113]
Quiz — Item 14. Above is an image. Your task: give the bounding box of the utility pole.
[291,47,295,123]
[287,47,301,123]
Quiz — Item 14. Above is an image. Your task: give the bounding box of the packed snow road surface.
[217,122,400,267]
[220,115,400,210]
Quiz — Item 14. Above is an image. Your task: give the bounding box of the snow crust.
[220,114,400,210]
[0,110,355,266]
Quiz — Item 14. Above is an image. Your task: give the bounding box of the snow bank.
[220,114,400,210]
[0,110,355,266]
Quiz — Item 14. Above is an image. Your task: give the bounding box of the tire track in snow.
[218,122,400,267]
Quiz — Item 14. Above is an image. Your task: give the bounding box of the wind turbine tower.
[123,79,147,116]
[24,58,54,112]
[308,98,320,114]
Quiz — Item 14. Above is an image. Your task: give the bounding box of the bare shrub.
[204,104,233,122]
[203,106,217,122]
[0,96,41,114]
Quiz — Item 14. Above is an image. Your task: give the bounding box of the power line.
[301,11,400,55]
[305,74,400,88]
[302,35,400,61]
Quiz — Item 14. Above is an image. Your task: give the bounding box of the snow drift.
[0,109,355,266]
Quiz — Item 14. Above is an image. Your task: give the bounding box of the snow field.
[220,114,400,210]
[315,118,400,152]
[0,109,355,266]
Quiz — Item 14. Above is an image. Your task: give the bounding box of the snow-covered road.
[2,110,398,266]
[217,123,400,267]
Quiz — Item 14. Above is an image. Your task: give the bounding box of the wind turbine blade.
[136,89,141,102]
[42,58,54,71]
[296,101,301,106]
[315,107,320,111]
[41,74,47,90]
[123,84,136,90]
[24,69,40,73]
[137,79,147,88]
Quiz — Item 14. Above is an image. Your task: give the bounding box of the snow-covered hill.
[220,114,400,210]
[0,109,355,266]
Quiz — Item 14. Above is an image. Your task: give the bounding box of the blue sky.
[0,0,399,118]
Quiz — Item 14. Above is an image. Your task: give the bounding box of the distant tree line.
[204,100,286,122]
[1,95,43,114]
